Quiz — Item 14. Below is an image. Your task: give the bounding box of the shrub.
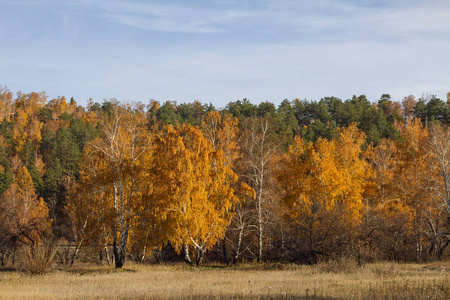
[23,241,56,275]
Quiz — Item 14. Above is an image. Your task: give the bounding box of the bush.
[23,241,56,275]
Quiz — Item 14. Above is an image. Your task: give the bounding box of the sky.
[1,0,449,108]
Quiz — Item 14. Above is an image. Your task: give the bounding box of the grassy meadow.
[0,260,449,299]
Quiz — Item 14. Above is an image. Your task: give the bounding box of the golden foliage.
[10,92,46,155]
[0,166,50,245]
[0,85,13,121]
[76,104,152,267]
[279,124,371,248]
[365,119,431,260]
[149,124,238,256]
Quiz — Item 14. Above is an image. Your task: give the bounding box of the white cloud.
[74,0,258,34]
[2,0,450,106]
[374,7,450,38]
[102,12,223,34]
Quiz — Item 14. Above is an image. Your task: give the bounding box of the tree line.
[0,85,450,268]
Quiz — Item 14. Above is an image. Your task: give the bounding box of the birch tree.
[279,125,371,261]
[79,104,151,268]
[427,124,450,258]
[239,116,280,263]
[150,124,238,266]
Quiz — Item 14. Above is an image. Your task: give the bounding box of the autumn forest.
[1,85,450,270]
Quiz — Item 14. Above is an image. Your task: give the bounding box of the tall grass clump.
[22,241,56,275]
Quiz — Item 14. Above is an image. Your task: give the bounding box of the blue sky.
[1,0,449,108]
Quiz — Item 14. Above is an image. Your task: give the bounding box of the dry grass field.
[0,260,449,299]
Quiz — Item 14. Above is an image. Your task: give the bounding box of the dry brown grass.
[0,260,449,299]
[22,242,56,275]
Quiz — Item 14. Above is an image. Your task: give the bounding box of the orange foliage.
[11,92,46,156]
[0,86,13,121]
[149,124,238,263]
[73,104,151,267]
[279,125,371,252]
[0,167,50,245]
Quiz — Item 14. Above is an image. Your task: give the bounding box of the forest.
[1,85,450,269]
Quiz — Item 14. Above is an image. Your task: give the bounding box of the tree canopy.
[1,86,450,267]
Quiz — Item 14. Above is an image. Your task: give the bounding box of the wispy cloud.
[101,10,224,34]
[70,0,257,34]
[262,0,450,44]
[374,6,450,39]
[5,0,450,39]
[2,0,450,106]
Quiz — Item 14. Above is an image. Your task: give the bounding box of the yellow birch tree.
[77,104,151,268]
[279,124,371,261]
[149,124,238,266]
